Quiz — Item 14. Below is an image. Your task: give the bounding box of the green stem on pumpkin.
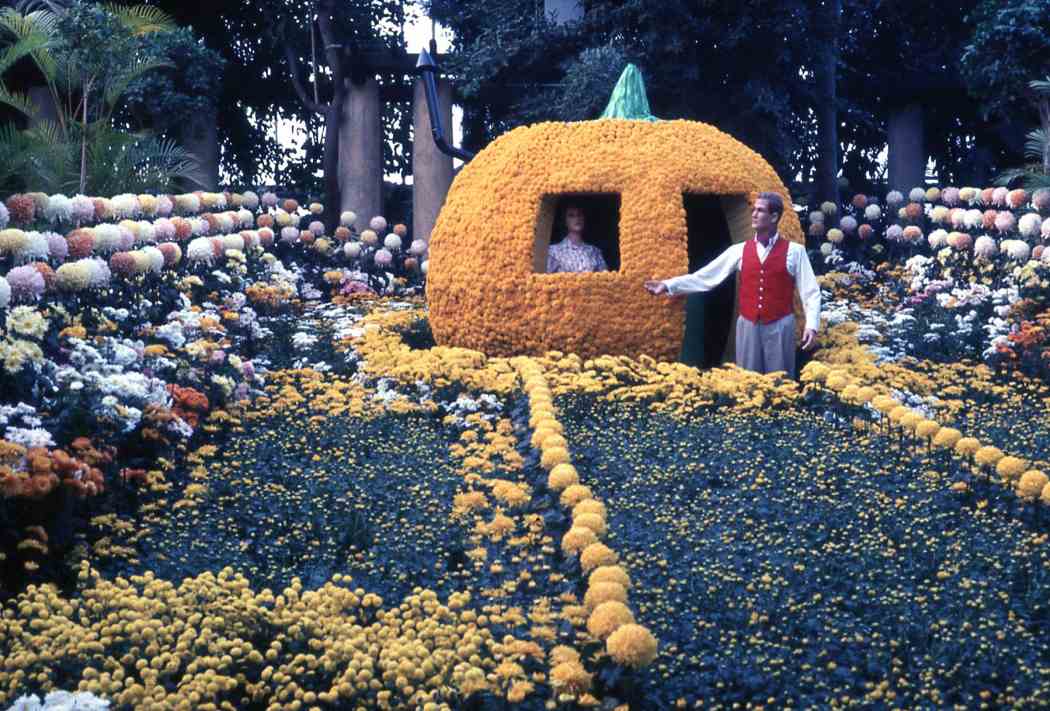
[599,64,659,122]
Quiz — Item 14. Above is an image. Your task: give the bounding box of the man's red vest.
[738,237,795,324]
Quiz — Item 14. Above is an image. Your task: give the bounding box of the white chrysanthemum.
[135,220,156,244]
[962,209,983,230]
[222,234,245,252]
[190,217,207,236]
[213,192,228,210]
[908,187,926,203]
[971,235,996,258]
[863,204,881,221]
[340,210,356,227]
[839,216,857,233]
[187,237,214,262]
[1042,248,1050,265]
[885,190,904,208]
[820,241,834,256]
[930,205,949,224]
[156,195,173,217]
[280,226,299,243]
[261,191,278,208]
[43,194,73,223]
[111,193,139,219]
[383,233,402,251]
[344,242,361,259]
[237,208,253,227]
[885,225,903,242]
[1003,239,1030,261]
[21,231,49,261]
[309,220,325,237]
[142,245,164,273]
[0,202,9,229]
[309,202,323,215]
[241,190,259,210]
[927,229,948,249]
[1042,217,1050,239]
[93,224,121,253]
[0,276,9,308]
[1018,212,1042,238]
[369,215,388,232]
[408,239,427,256]
[420,259,429,275]
[85,257,111,287]
[808,210,824,225]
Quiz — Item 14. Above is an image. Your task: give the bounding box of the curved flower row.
[800,359,1050,504]
[514,358,660,687]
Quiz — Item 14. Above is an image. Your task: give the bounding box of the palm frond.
[0,84,39,118]
[1023,128,1048,161]
[101,57,171,109]
[0,7,58,80]
[1029,77,1050,99]
[103,4,176,36]
[0,31,51,75]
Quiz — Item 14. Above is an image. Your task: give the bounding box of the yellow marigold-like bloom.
[573,499,607,519]
[932,427,962,449]
[561,527,598,556]
[573,512,607,537]
[586,600,635,640]
[549,661,592,694]
[530,425,559,449]
[580,543,618,572]
[870,394,898,413]
[887,405,911,424]
[583,581,628,610]
[588,565,631,589]
[507,680,535,703]
[1016,470,1049,501]
[540,433,568,451]
[996,456,1029,483]
[954,437,981,457]
[974,446,1004,467]
[898,412,922,432]
[548,463,580,491]
[540,446,570,470]
[914,419,940,439]
[549,645,581,665]
[825,373,850,391]
[560,484,593,508]
[605,624,658,668]
[1042,482,1050,506]
[800,361,829,384]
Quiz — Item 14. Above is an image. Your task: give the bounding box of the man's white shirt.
[661,234,822,333]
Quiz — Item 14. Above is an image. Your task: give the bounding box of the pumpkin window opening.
[533,193,621,273]
[680,193,742,368]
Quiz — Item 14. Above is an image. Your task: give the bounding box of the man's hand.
[644,280,668,295]
[800,328,818,351]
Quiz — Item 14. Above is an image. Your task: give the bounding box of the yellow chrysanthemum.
[549,645,581,666]
[539,433,568,451]
[560,484,593,508]
[548,463,580,491]
[974,446,1004,467]
[1017,470,1049,501]
[996,456,1028,483]
[586,601,635,640]
[914,419,940,439]
[580,543,618,572]
[540,446,570,470]
[549,660,592,694]
[573,512,607,537]
[605,624,659,668]
[588,565,631,590]
[583,581,628,610]
[954,437,981,457]
[932,427,962,449]
[573,499,607,519]
[561,527,598,556]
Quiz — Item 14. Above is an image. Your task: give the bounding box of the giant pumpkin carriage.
[425,65,805,362]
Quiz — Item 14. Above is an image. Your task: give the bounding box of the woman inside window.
[546,203,609,273]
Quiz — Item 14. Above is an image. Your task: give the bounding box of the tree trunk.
[339,77,382,233]
[79,81,89,194]
[813,0,841,206]
[887,103,925,192]
[322,99,342,229]
[180,110,220,190]
[412,76,453,243]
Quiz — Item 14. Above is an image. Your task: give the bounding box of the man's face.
[751,199,778,233]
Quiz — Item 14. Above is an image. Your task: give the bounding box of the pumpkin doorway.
[680,194,742,368]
